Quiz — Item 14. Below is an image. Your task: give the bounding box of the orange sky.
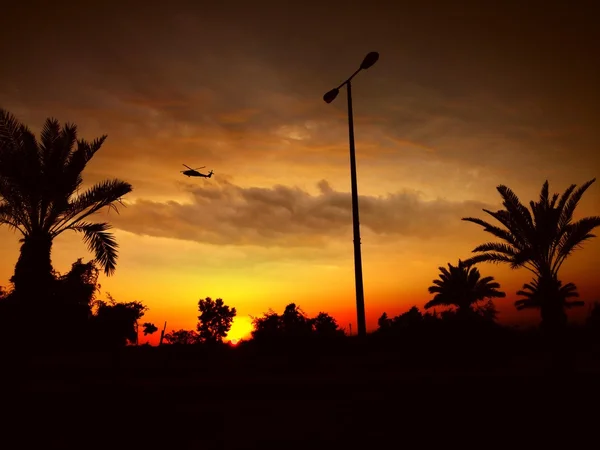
[1,2,599,343]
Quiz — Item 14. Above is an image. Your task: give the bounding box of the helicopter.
[181,164,214,178]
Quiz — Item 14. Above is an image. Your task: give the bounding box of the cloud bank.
[106,179,491,247]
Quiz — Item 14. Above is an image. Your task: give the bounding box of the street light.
[323,51,379,338]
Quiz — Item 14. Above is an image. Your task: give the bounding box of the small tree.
[92,294,148,347]
[197,297,236,344]
[142,322,158,336]
[163,329,199,345]
[312,312,342,336]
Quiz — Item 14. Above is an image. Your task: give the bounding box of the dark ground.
[4,342,600,449]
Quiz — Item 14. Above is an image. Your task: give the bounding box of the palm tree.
[425,260,506,316]
[515,277,583,331]
[0,109,132,302]
[462,179,599,278]
[461,179,599,331]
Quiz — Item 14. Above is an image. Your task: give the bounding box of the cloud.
[106,179,491,247]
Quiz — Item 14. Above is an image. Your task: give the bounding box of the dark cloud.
[106,179,491,247]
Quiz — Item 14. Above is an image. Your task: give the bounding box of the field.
[5,337,600,449]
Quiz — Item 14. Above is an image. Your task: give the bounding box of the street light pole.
[323,52,379,338]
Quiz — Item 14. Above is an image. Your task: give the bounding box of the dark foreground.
[4,343,600,449]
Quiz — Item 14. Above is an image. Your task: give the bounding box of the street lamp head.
[360,52,379,70]
[323,88,339,104]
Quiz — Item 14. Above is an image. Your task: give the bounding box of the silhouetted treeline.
[163,297,236,345]
[2,109,600,373]
[0,259,153,351]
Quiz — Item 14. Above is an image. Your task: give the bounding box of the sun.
[225,316,254,344]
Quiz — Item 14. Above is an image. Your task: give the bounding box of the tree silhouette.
[163,329,199,345]
[462,179,599,332]
[197,297,236,344]
[377,312,391,331]
[251,304,342,342]
[251,309,281,341]
[425,260,506,316]
[0,109,132,303]
[142,322,158,336]
[378,307,426,333]
[52,258,101,344]
[281,303,313,337]
[586,302,600,333]
[515,278,583,331]
[91,295,147,347]
[312,312,343,336]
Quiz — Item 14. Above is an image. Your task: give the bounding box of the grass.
[4,332,600,449]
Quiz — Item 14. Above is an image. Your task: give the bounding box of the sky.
[1,1,599,343]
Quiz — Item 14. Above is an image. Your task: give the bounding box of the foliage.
[586,302,600,332]
[462,178,600,278]
[197,297,237,343]
[425,260,505,314]
[163,329,200,345]
[251,303,343,341]
[515,278,583,311]
[462,179,599,333]
[474,299,499,322]
[55,258,100,311]
[312,312,342,336]
[0,109,132,301]
[515,277,584,332]
[142,322,158,335]
[91,294,148,347]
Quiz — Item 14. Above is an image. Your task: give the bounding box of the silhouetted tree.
[251,309,281,341]
[51,258,101,344]
[251,303,333,341]
[462,179,600,333]
[281,303,313,337]
[399,306,424,326]
[586,302,600,333]
[515,278,584,331]
[425,260,505,317]
[196,297,236,344]
[55,258,100,314]
[0,109,132,305]
[91,295,147,347]
[474,299,499,322]
[378,312,391,331]
[377,306,431,334]
[312,312,343,336]
[163,329,199,345]
[142,323,158,336]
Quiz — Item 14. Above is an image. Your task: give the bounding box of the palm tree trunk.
[11,232,55,303]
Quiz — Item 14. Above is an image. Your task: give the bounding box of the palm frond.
[539,180,549,205]
[514,298,538,310]
[565,300,585,309]
[496,185,534,233]
[49,179,133,234]
[558,179,596,231]
[461,216,518,245]
[553,216,600,275]
[472,242,518,256]
[0,202,26,234]
[71,222,119,275]
[463,252,515,266]
[0,108,26,154]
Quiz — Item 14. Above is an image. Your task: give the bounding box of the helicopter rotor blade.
[183,164,194,170]
[192,166,206,170]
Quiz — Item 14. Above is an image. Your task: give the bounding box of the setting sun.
[226,316,254,344]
